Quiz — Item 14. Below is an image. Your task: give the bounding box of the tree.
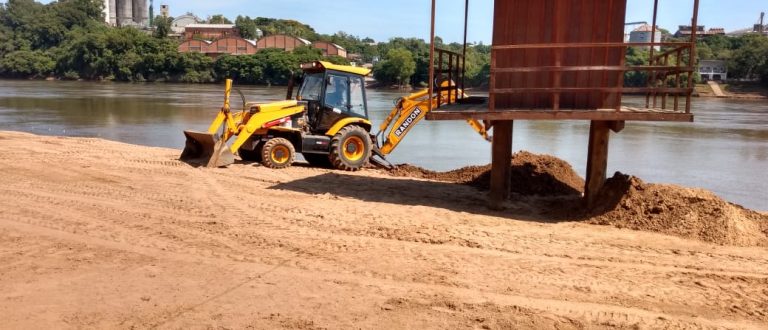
[374,48,416,87]
[624,47,650,87]
[153,15,172,38]
[728,34,768,80]
[235,15,258,39]
[0,49,54,78]
[208,14,232,24]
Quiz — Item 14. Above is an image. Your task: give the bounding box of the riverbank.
[696,82,768,100]
[1,131,766,329]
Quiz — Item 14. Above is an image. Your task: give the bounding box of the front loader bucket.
[180,130,235,168]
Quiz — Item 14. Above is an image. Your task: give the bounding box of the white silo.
[132,0,148,27]
[117,0,133,27]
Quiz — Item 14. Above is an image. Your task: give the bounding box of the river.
[0,80,765,210]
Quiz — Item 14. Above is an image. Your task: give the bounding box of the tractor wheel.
[238,142,263,162]
[329,126,372,171]
[303,153,332,168]
[260,138,295,169]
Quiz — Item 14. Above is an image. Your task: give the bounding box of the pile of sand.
[588,173,768,247]
[390,151,584,197]
[390,153,768,247]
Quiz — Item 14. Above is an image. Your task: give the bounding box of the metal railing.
[432,48,466,109]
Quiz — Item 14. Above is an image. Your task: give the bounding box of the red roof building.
[184,24,240,40]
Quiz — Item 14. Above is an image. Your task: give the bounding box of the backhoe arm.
[376,86,491,156]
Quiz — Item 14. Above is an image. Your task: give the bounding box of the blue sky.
[18,1,768,43]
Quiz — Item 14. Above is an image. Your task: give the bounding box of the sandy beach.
[0,131,766,329]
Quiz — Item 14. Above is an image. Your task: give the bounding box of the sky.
[17,0,768,43]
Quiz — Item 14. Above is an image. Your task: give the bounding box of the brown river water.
[0,80,766,210]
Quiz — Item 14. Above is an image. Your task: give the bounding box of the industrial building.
[104,0,149,28]
[628,24,661,51]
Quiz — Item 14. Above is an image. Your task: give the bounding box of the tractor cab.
[297,61,371,134]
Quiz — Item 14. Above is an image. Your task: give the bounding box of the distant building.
[312,41,347,58]
[628,24,661,50]
[178,35,315,58]
[184,24,239,40]
[699,60,728,82]
[674,25,725,38]
[104,0,149,28]
[179,37,258,58]
[209,37,258,57]
[177,39,212,54]
[255,35,311,52]
[171,13,202,34]
[727,25,768,37]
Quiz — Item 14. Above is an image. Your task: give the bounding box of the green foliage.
[153,15,172,39]
[235,15,258,39]
[727,34,768,80]
[374,48,416,86]
[208,14,232,24]
[212,46,326,85]
[253,17,316,40]
[0,50,54,78]
[624,47,650,87]
[0,0,494,88]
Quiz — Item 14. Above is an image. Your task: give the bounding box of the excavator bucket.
[180,130,235,168]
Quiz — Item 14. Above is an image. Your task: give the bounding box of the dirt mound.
[589,172,768,246]
[389,151,584,197]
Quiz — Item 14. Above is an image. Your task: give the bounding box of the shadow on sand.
[269,172,604,223]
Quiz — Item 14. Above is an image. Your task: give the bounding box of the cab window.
[324,74,349,110]
[298,73,324,101]
[349,76,366,116]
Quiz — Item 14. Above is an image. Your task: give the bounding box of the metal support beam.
[428,0,436,111]
[489,121,513,210]
[585,121,611,207]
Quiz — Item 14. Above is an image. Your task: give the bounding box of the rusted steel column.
[585,121,611,207]
[489,120,513,210]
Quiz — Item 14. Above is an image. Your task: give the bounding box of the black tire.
[238,142,263,162]
[303,153,332,168]
[260,138,295,169]
[329,126,372,171]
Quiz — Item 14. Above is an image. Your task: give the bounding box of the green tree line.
[624,33,768,87]
[0,0,492,87]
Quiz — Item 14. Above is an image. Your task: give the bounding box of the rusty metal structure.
[424,0,701,208]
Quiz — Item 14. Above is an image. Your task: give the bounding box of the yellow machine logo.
[394,107,422,137]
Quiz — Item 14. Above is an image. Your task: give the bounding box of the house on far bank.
[184,24,239,40]
[675,25,725,38]
[699,60,728,82]
[312,41,347,58]
[629,24,661,50]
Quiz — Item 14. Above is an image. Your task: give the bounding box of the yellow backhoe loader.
[180,61,489,170]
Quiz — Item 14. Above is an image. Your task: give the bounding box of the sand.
[389,159,768,247]
[1,131,767,329]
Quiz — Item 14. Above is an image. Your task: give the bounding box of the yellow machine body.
[180,80,305,167]
[180,62,489,170]
[377,82,490,155]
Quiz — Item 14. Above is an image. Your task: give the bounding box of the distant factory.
[103,0,150,28]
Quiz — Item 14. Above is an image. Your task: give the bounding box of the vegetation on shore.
[5,0,768,88]
[625,34,768,87]
[0,0,491,87]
